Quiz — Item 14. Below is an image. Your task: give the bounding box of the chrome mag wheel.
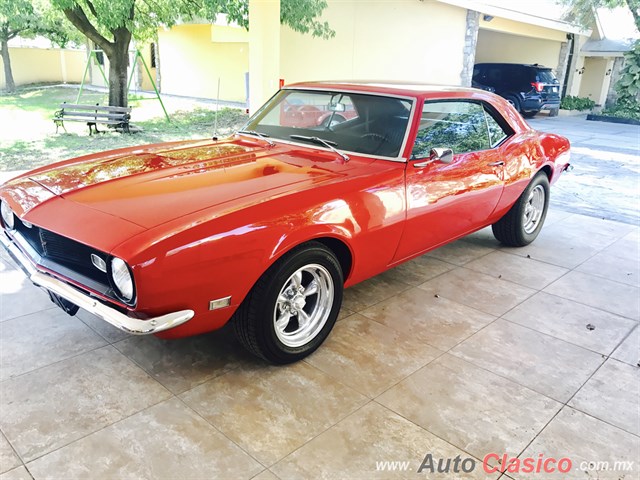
[523,184,545,234]
[273,264,334,348]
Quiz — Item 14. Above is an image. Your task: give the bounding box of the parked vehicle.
[473,63,561,117]
[1,82,571,364]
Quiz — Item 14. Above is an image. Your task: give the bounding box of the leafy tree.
[1,0,37,92]
[559,0,639,31]
[1,0,82,92]
[52,0,334,107]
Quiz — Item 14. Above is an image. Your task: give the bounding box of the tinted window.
[536,70,558,83]
[412,101,510,157]
[411,101,491,158]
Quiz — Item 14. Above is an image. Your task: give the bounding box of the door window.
[411,101,509,158]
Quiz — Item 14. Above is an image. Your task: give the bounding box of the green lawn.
[0,86,248,173]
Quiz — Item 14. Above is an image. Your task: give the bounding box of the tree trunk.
[1,40,15,93]
[104,28,132,107]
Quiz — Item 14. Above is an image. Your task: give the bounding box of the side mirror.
[430,147,454,164]
[413,147,454,168]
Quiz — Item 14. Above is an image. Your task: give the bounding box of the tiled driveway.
[1,117,639,479]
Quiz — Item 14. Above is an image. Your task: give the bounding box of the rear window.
[536,69,558,83]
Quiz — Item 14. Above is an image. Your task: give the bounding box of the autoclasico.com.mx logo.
[375,452,635,475]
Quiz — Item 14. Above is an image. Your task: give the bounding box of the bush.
[601,97,640,121]
[560,95,596,111]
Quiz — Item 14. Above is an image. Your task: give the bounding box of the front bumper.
[1,232,194,335]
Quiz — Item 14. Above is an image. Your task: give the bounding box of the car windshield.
[242,89,414,158]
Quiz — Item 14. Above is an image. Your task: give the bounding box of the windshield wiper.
[290,135,349,162]
[237,130,275,147]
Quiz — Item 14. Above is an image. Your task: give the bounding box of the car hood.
[8,138,365,229]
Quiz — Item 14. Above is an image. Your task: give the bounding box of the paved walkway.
[528,114,640,225]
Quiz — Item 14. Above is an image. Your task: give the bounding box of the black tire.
[492,172,550,247]
[504,94,521,112]
[233,241,343,364]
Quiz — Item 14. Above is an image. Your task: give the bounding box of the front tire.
[492,172,550,246]
[233,242,343,364]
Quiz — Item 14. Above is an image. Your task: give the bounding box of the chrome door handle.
[487,161,505,166]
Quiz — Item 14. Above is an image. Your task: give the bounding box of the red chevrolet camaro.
[0,82,571,363]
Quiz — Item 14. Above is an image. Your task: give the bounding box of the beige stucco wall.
[279,0,468,86]
[479,16,567,42]
[0,47,85,89]
[475,29,562,72]
[157,23,248,102]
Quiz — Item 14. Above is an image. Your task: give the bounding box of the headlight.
[111,257,134,302]
[1,201,14,230]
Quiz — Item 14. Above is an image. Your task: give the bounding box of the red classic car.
[0,82,571,363]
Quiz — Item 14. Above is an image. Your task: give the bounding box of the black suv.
[472,63,561,117]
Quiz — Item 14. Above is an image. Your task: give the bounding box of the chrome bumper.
[1,232,194,335]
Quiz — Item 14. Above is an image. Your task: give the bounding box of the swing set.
[76,49,170,121]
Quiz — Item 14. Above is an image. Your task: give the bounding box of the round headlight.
[1,201,14,230]
[111,257,134,302]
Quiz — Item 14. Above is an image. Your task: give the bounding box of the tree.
[1,0,37,92]
[558,0,639,31]
[52,0,334,107]
[1,0,82,93]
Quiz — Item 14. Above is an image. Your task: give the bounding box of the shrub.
[560,95,596,111]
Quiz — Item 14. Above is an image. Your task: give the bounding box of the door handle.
[487,161,505,166]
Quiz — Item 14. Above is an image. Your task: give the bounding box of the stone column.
[460,10,480,87]
[249,0,281,114]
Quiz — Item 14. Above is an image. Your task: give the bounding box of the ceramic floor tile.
[76,308,130,343]
[426,239,496,266]
[0,434,20,475]
[0,346,171,461]
[251,470,280,480]
[26,398,263,480]
[417,268,536,317]
[464,251,569,290]
[342,270,412,312]
[602,230,640,261]
[569,359,640,436]
[0,308,106,381]
[383,255,454,286]
[272,402,497,480]
[180,361,367,466]
[611,325,639,366]
[115,327,250,394]
[503,292,637,355]
[337,306,354,321]
[500,226,613,269]
[377,354,562,461]
[451,319,604,402]
[544,271,640,320]
[305,314,441,397]
[462,226,503,247]
[558,214,635,240]
[576,250,640,287]
[0,467,30,480]
[519,407,640,480]
[361,288,496,351]
[0,262,55,322]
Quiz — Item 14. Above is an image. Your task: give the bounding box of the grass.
[0,86,248,173]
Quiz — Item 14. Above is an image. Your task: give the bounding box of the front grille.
[14,220,114,297]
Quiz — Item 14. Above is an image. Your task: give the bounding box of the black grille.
[14,220,113,295]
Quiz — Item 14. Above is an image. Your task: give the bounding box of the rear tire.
[233,242,343,364]
[492,172,550,247]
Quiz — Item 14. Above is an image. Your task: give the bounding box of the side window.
[411,101,491,158]
[483,106,509,147]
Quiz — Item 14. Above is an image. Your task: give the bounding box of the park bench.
[53,103,132,135]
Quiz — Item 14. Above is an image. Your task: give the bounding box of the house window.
[94,43,104,65]
[150,43,156,68]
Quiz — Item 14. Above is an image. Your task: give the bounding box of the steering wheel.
[360,132,388,143]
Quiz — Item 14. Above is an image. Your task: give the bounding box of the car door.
[393,99,508,261]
